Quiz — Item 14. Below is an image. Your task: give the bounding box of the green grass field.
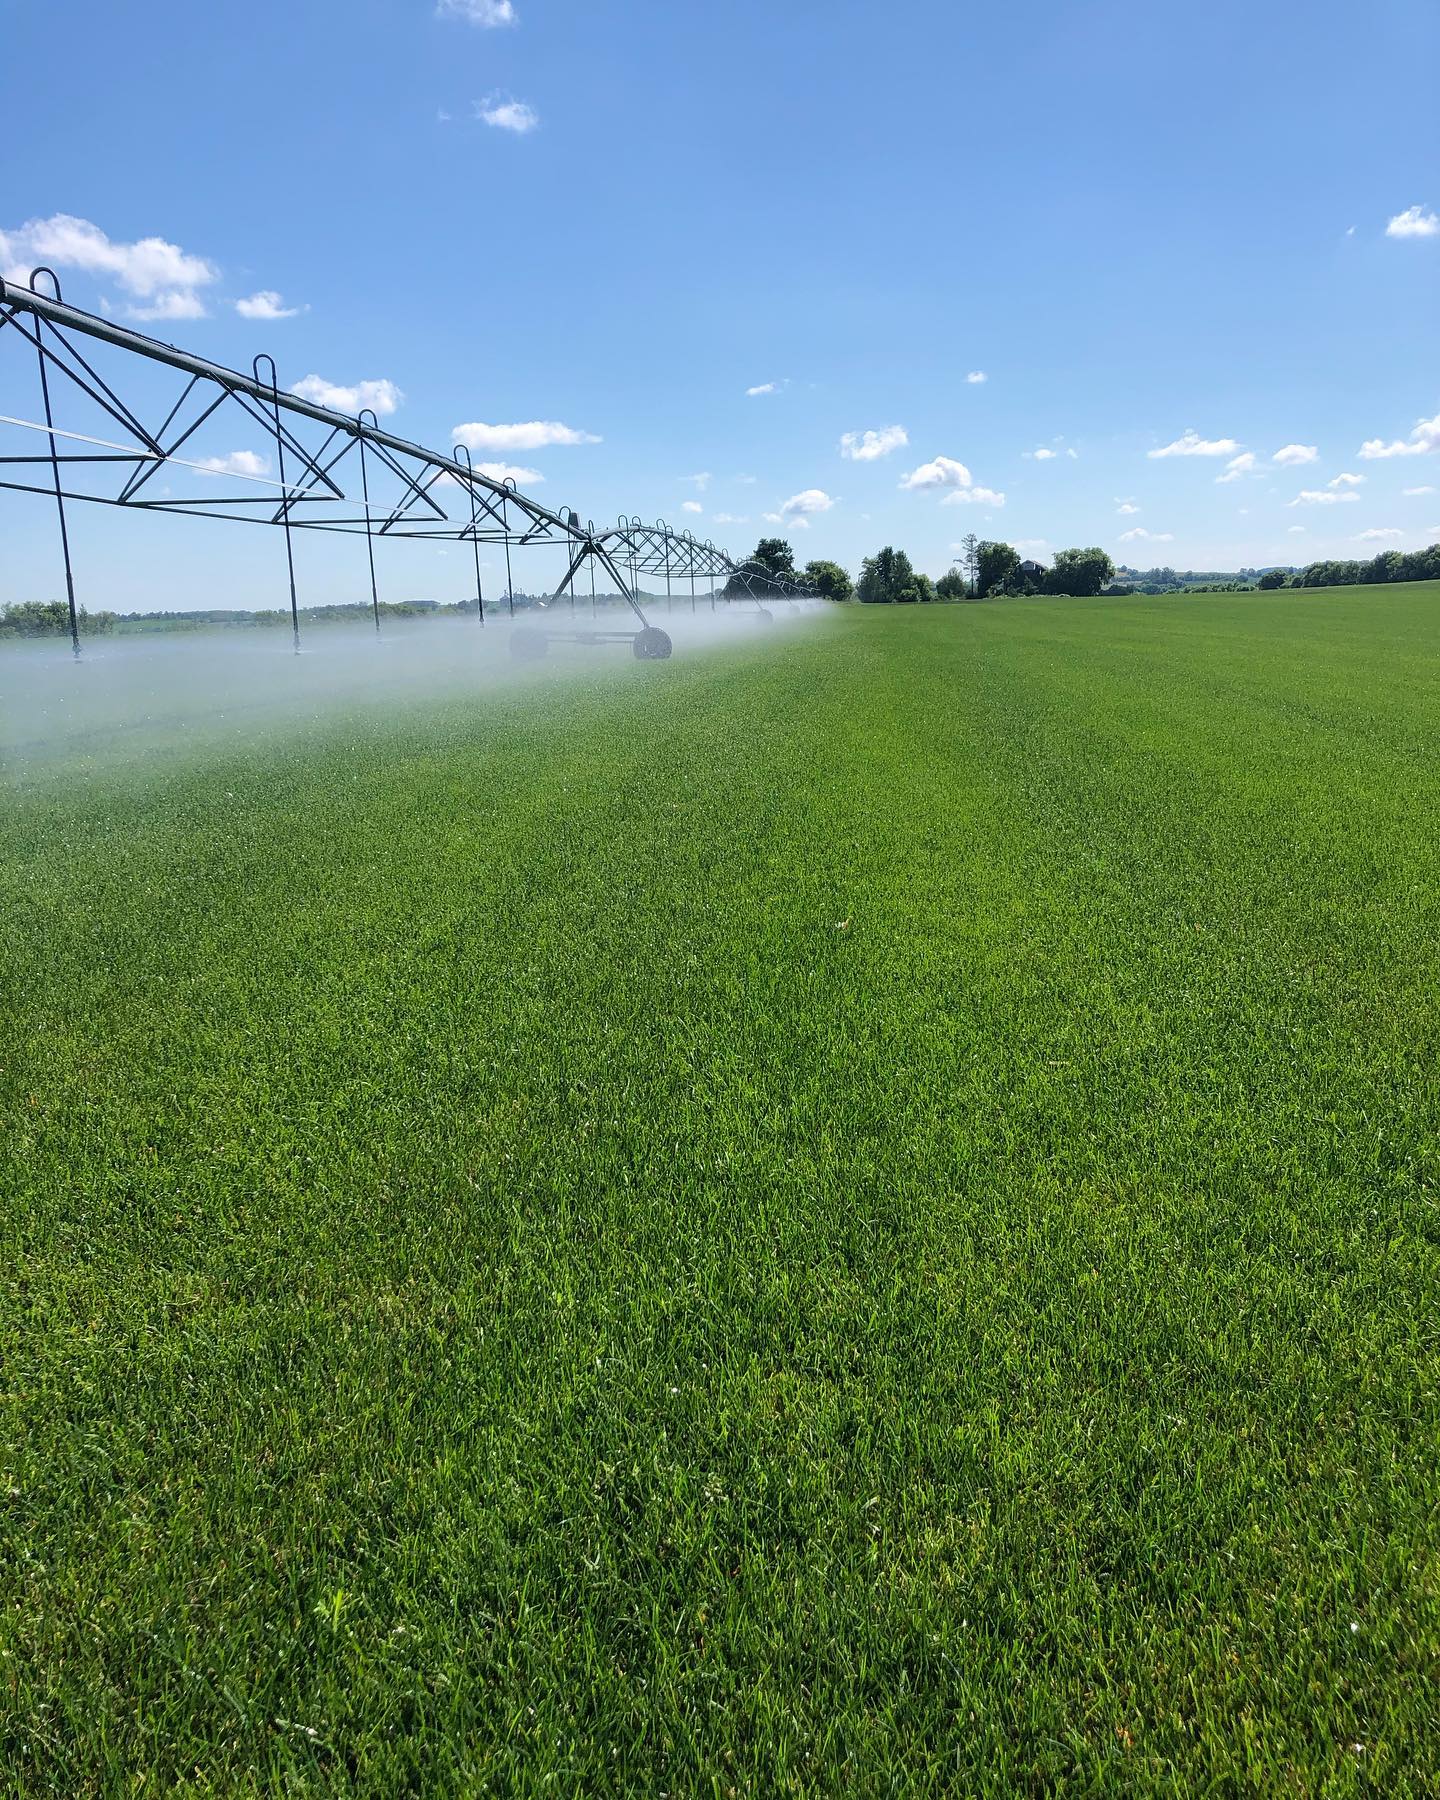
[4,587,1439,1794]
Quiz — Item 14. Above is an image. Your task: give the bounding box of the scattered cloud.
[1116,501,1141,515]
[1288,525,1307,534]
[711,512,748,526]
[1288,487,1359,506]
[1403,484,1436,496]
[0,212,218,320]
[477,94,538,133]
[1065,447,1079,460]
[681,500,703,514]
[452,419,599,450]
[1359,411,1440,459]
[746,381,782,397]
[683,472,712,491]
[965,371,988,384]
[438,0,515,23]
[1216,451,1257,484]
[1385,204,1439,239]
[1119,526,1174,542]
[1272,443,1318,467]
[194,450,269,477]
[734,473,758,484]
[1014,538,1049,553]
[1327,472,1364,488]
[1026,447,1058,460]
[292,374,403,416]
[1356,528,1404,541]
[839,425,908,462]
[1148,429,1240,459]
[235,289,301,321]
[780,488,835,517]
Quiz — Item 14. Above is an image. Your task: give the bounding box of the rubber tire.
[510,626,548,661]
[632,626,673,661]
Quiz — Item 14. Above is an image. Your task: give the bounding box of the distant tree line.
[0,600,116,637]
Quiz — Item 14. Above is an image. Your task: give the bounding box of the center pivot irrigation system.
[0,271,815,662]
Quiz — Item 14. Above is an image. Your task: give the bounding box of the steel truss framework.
[0,272,814,659]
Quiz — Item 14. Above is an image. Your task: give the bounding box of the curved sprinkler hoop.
[26,269,81,660]
[453,442,486,625]
[253,351,301,654]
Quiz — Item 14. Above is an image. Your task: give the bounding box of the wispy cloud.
[477,94,537,132]
[1148,429,1240,459]
[711,512,749,526]
[452,419,600,450]
[1272,443,1318,467]
[292,375,403,416]
[1116,501,1141,515]
[1403,484,1436,496]
[1026,447,1057,460]
[0,212,219,319]
[681,500,703,514]
[1328,472,1364,488]
[1356,527,1404,541]
[1119,526,1174,542]
[1288,488,1359,506]
[965,370,988,384]
[1359,411,1440,459]
[439,0,515,22]
[235,289,301,321]
[1216,451,1257,484]
[746,380,783,397]
[1385,204,1439,239]
[839,425,908,462]
[682,472,712,491]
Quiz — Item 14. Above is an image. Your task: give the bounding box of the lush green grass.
[3,587,1439,1794]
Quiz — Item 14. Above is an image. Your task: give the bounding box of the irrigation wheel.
[632,627,673,661]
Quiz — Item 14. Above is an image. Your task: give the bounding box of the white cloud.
[477,95,537,133]
[1356,528,1404,541]
[711,513,748,525]
[438,0,515,23]
[1288,488,1359,506]
[235,290,301,321]
[1403,484,1436,496]
[1065,447,1079,459]
[1328,471,1364,488]
[899,455,972,491]
[194,450,269,477]
[683,472,712,491]
[1116,502,1141,515]
[1148,429,1240,459]
[1119,526,1173,542]
[681,500,703,514]
[452,419,599,450]
[1027,447,1058,460]
[941,486,1005,507]
[1215,451,1257,484]
[1359,411,1440,459]
[291,375,403,416]
[965,370,988,384]
[839,425,908,462]
[473,461,542,484]
[1385,204,1439,239]
[1013,538,1049,553]
[780,488,834,517]
[1288,525,1307,533]
[746,381,779,397]
[0,212,218,319]
[899,456,1004,506]
[1272,443,1318,467]
[734,473,758,484]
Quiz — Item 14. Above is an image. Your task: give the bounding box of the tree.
[976,541,1020,597]
[958,533,980,595]
[935,569,969,600]
[1256,568,1288,590]
[856,546,918,605]
[0,600,115,637]
[753,537,795,576]
[803,559,853,603]
[1044,547,1115,597]
[909,572,936,604]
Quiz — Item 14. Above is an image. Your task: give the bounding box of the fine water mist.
[0,601,830,783]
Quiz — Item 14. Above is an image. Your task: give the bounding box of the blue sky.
[2,0,1438,608]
